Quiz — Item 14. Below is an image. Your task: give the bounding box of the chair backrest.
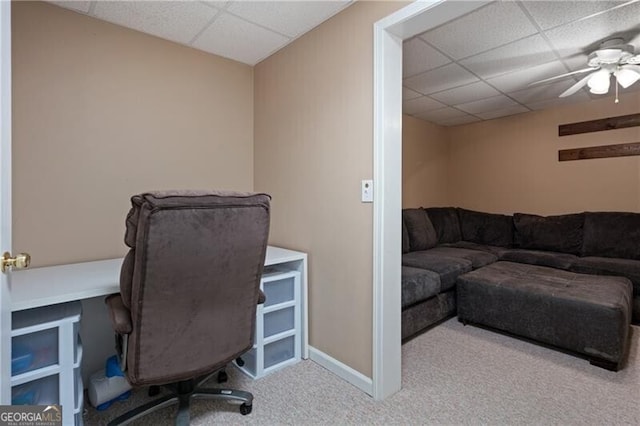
[120,190,270,385]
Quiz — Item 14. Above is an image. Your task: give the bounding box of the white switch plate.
[361,179,373,203]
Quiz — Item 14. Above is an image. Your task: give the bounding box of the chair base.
[107,374,253,426]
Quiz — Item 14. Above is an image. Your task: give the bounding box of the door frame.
[0,0,12,404]
[372,0,490,400]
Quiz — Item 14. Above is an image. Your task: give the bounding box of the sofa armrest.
[105,294,133,334]
[258,289,266,305]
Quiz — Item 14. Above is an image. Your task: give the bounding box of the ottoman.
[457,261,632,370]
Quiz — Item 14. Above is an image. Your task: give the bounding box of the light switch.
[361,179,373,203]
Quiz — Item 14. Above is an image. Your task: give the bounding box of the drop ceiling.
[404,0,640,126]
[49,1,640,127]
[49,1,353,65]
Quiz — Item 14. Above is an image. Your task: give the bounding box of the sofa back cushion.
[582,212,640,260]
[402,208,437,251]
[425,207,461,244]
[402,220,410,254]
[513,213,584,255]
[458,208,513,247]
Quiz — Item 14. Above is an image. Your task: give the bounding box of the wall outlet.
[361,179,373,203]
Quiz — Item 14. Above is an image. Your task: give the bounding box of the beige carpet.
[85,319,639,425]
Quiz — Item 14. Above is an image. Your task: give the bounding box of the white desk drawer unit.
[11,301,84,426]
[236,269,301,379]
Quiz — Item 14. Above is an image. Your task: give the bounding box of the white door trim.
[0,0,12,404]
[372,0,491,401]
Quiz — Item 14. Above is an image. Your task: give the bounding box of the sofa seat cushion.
[402,251,472,291]
[424,246,497,269]
[499,249,578,270]
[513,213,584,255]
[570,257,640,294]
[401,266,441,308]
[443,241,512,258]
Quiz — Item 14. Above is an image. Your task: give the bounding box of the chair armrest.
[105,294,133,334]
[258,289,266,305]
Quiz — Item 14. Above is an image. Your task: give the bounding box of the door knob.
[1,252,31,273]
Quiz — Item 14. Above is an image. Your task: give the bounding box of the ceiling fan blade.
[559,74,593,98]
[614,65,640,88]
[528,67,599,86]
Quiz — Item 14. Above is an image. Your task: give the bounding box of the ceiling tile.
[435,115,482,127]
[403,96,446,115]
[460,34,557,79]
[404,63,479,95]
[543,1,640,59]
[486,60,569,93]
[430,81,500,106]
[526,92,592,110]
[226,1,350,38]
[456,95,519,114]
[476,105,530,120]
[416,107,469,122]
[403,38,451,78]
[403,87,422,101]
[508,79,586,104]
[51,1,91,13]
[92,1,218,45]
[192,12,290,65]
[201,1,230,9]
[419,1,538,60]
[521,1,626,31]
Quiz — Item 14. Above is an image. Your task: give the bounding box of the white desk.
[11,246,309,358]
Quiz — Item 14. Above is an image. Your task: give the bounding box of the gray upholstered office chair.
[105,190,270,425]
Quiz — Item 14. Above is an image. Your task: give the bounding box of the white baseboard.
[308,346,373,396]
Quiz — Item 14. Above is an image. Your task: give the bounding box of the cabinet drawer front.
[263,276,295,307]
[12,328,58,376]
[264,336,295,369]
[12,374,59,406]
[264,307,295,339]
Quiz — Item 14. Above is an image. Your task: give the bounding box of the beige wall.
[446,93,640,215]
[254,1,406,377]
[402,114,449,208]
[12,2,254,267]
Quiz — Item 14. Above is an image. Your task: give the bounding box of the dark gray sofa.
[401,207,640,342]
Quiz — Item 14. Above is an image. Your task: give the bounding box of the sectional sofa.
[401,207,638,370]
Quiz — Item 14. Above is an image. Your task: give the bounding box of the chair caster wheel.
[148,385,160,397]
[240,403,252,415]
[217,370,228,383]
[235,357,245,367]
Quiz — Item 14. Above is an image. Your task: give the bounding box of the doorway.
[372,0,490,400]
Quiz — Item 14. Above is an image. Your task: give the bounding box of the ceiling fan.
[530,38,640,101]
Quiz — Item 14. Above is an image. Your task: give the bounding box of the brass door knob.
[1,252,31,273]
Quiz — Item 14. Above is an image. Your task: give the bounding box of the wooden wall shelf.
[558,142,640,161]
[559,113,640,137]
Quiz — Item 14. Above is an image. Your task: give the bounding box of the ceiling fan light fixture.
[614,66,640,88]
[587,70,611,94]
[595,48,622,64]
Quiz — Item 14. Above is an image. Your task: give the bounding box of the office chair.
[105,190,270,425]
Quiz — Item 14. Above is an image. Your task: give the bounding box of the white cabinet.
[237,269,301,379]
[11,301,83,426]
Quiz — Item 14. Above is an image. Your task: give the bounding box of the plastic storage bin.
[12,328,58,375]
[236,269,301,379]
[11,301,83,426]
[264,336,295,369]
[264,307,295,338]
